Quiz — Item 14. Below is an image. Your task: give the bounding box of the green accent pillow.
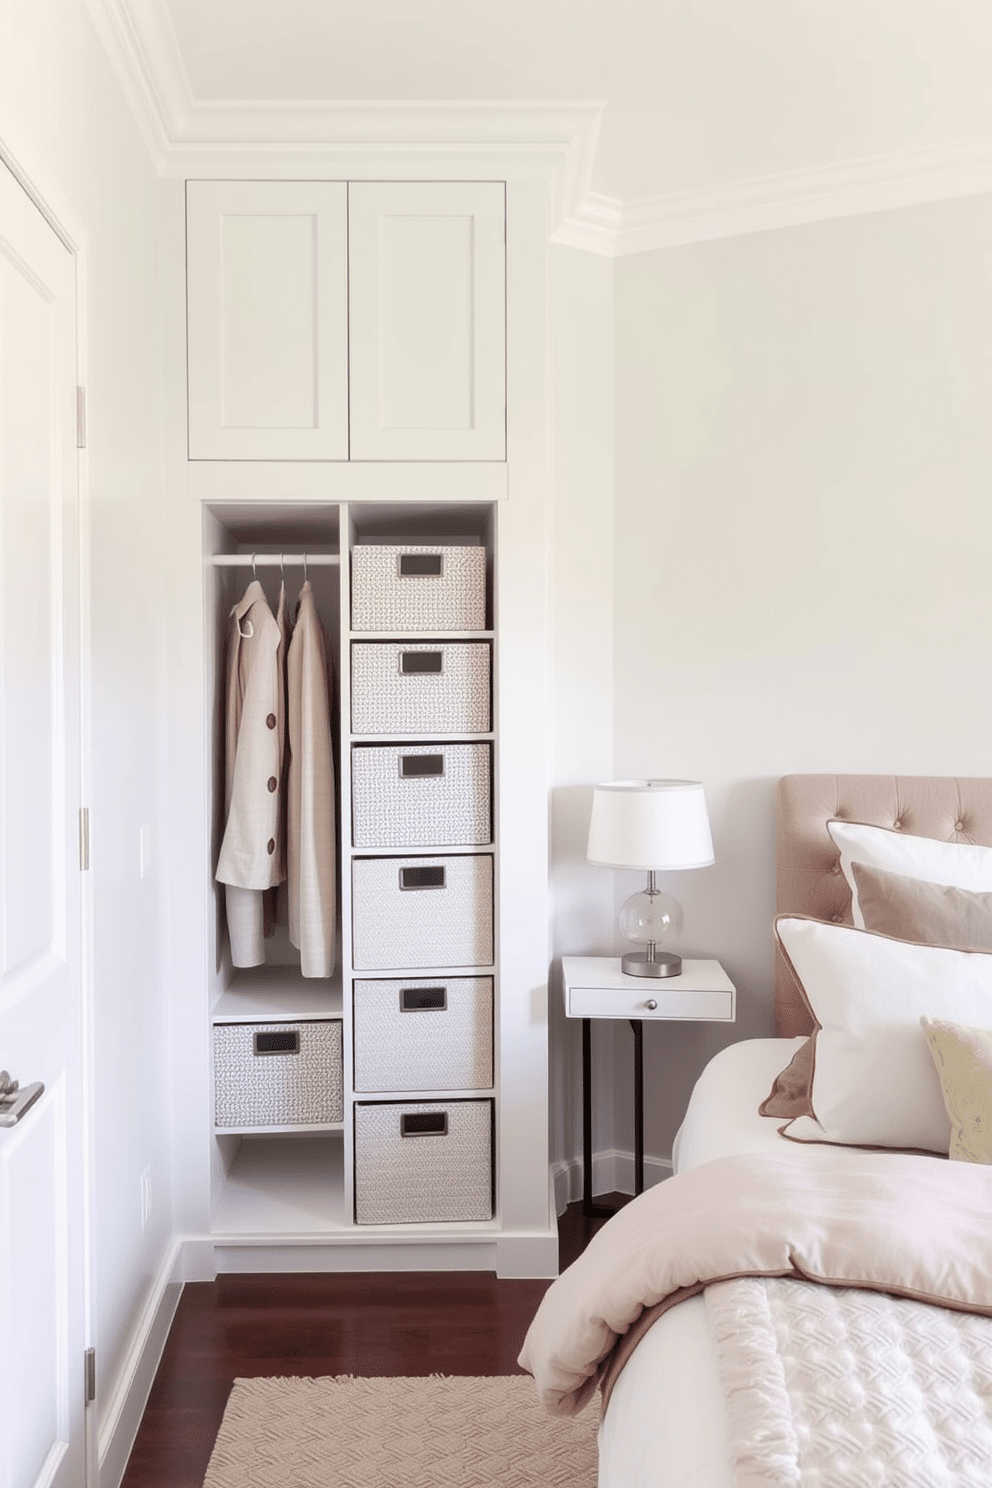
[922,1015,992,1163]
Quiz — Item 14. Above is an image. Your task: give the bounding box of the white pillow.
[775,914,992,1151]
[826,819,992,929]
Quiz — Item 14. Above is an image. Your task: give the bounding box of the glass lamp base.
[621,950,683,978]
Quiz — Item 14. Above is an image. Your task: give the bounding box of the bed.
[521,774,992,1487]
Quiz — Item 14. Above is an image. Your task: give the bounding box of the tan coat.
[216,580,287,966]
[286,581,336,978]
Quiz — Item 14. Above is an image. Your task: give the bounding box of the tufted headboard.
[774,774,992,1036]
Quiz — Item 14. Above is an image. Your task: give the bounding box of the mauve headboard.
[774,774,992,1036]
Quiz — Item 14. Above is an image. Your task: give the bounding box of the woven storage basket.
[351,743,492,849]
[354,1099,494,1224]
[213,1021,343,1128]
[351,543,487,632]
[350,642,491,735]
[351,854,494,971]
[353,976,494,1092]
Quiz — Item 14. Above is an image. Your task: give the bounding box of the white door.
[349,182,506,461]
[0,160,86,1488]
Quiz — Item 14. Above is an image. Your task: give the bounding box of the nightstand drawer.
[567,986,734,1020]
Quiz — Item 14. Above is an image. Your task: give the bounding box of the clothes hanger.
[239,556,258,638]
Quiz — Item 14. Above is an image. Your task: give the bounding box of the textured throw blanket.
[706,1276,992,1486]
[518,1149,992,1416]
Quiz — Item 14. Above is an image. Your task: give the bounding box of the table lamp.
[587,779,714,978]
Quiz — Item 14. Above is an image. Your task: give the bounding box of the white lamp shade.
[587,779,714,871]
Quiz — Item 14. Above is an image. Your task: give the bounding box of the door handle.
[0,1072,44,1128]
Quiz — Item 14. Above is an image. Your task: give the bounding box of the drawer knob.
[645,999,658,1011]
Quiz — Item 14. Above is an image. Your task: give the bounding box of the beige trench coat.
[215,580,287,966]
[286,581,336,978]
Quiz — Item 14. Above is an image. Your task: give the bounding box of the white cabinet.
[187,180,506,463]
[178,174,555,1278]
[186,181,349,460]
[348,182,506,461]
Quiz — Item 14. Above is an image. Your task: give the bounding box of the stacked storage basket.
[349,540,496,1224]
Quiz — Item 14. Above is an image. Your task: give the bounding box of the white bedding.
[671,1035,807,1174]
[599,1036,803,1488]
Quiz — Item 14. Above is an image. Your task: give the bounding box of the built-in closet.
[184,174,556,1277]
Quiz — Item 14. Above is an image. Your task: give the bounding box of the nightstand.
[561,956,736,1217]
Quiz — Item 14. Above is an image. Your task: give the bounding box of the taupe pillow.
[853,861,992,948]
[759,1036,814,1119]
[922,1016,992,1163]
[760,868,992,1120]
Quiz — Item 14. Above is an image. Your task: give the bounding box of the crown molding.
[87,0,601,188]
[83,0,188,163]
[159,102,603,197]
[553,136,992,256]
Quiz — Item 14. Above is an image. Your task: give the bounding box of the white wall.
[0,0,172,1460]
[612,191,992,1160]
[548,246,620,1183]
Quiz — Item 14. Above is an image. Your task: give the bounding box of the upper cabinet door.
[348,182,506,461]
[186,181,349,460]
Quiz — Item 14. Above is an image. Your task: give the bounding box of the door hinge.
[76,387,86,450]
[79,807,90,871]
[84,1348,96,1405]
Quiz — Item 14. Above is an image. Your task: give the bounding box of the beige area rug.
[203,1374,599,1488]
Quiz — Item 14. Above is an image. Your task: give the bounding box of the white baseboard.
[176,1226,560,1280]
[98,1237,185,1488]
[551,1148,674,1216]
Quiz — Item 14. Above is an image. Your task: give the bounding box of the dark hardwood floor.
[121,1195,628,1488]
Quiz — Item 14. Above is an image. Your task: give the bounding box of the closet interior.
[202,499,499,1246]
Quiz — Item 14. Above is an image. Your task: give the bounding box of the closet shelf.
[214,1121,345,1136]
[349,629,493,641]
[212,553,340,567]
[349,731,495,744]
[212,1133,347,1235]
[345,959,497,978]
[212,969,344,1023]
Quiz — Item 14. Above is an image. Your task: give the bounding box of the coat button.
[267,838,275,855]
[266,713,277,729]
[267,776,277,792]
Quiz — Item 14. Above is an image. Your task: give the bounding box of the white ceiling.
[149,0,992,202]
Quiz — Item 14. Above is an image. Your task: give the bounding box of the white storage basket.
[351,854,494,970]
[354,1099,494,1224]
[351,543,487,632]
[350,642,491,735]
[352,744,492,849]
[353,976,494,1092]
[213,1020,343,1128]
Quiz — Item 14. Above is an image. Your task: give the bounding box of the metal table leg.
[582,1017,617,1219]
[631,1018,644,1196]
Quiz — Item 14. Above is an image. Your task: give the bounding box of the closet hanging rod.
[211,554,340,567]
